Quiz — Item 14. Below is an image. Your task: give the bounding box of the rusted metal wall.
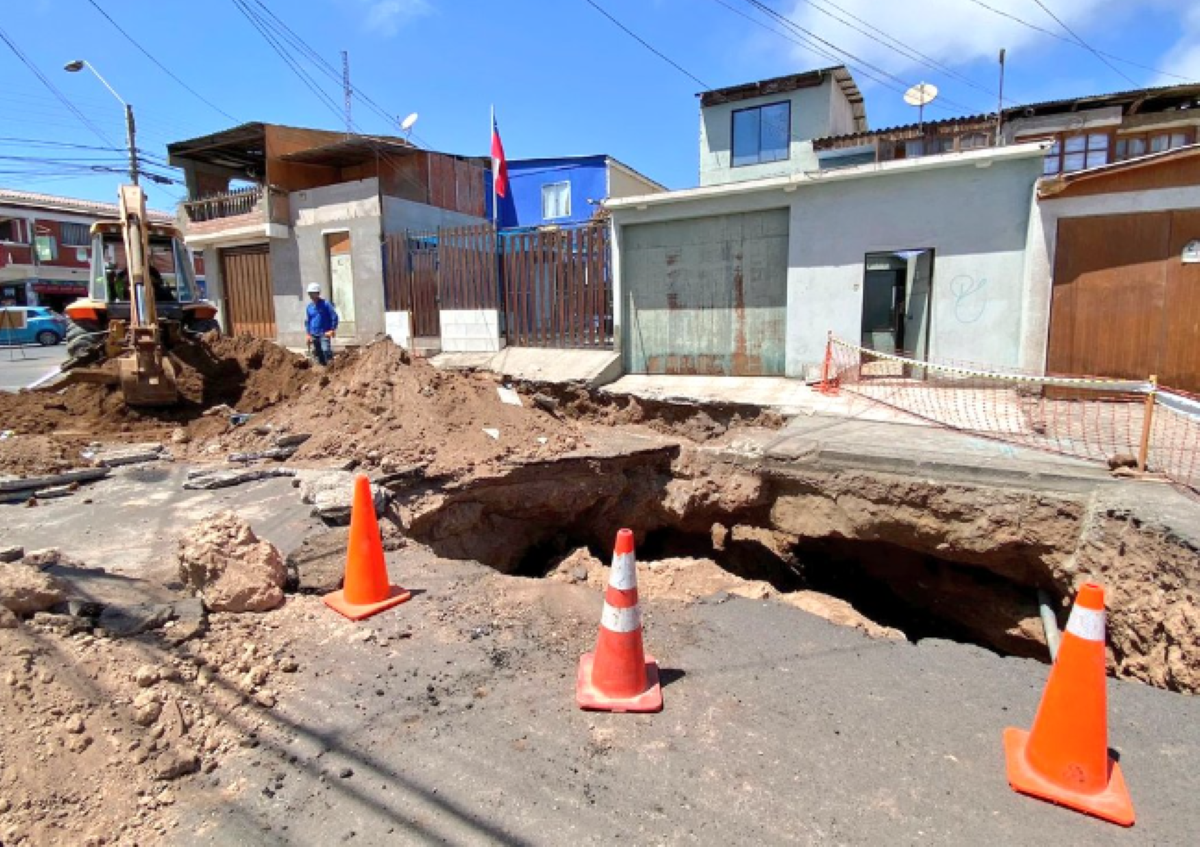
[622,209,788,375]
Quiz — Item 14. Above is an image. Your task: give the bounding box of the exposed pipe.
[1038,589,1061,662]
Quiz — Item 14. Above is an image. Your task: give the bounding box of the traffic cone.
[576,529,663,713]
[323,475,412,621]
[1003,582,1135,826]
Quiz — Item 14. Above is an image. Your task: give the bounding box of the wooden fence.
[383,221,612,349]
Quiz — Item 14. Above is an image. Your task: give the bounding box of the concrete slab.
[432,346,622,387]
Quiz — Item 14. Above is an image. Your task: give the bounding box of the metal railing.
[182,185,264,223]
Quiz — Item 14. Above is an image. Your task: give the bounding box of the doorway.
[325,232,355,339]
[861,249,933,358]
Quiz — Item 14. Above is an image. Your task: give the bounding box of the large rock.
[177,511,286,612]
[296,470,386,525]
[0,562,68,615]
[284,527,349,594]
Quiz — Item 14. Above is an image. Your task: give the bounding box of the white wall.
[789,156,1043,377]
[385,310,411,349]
[440,308,503,353]
[699,79,840,187]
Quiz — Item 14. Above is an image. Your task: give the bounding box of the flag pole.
[490,104,498,229]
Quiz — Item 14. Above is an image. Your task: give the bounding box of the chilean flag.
[491,113,509,199]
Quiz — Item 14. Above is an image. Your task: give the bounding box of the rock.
[1107,453,1139,470]
[99,603,175,637]
[246,665,270,687]
[22,548,61,568]
[64,715,86,734]
[134,665,160,688]
[296,471,386,525]
[0,545,23,563]
[0,562,68,614]
[31,612,91,635]
[182,467,295,491]
[153,746,200,781]
[133,691,162,727]
[253,690,276,709]
[177,511,286,613]
[274,432,311,449]
[0,606,17,628]
[165,598,207,645]
[278,657,299,673]
[171,428,190,445]
[94,444,165,468]
[338,767,353,779]
[284,527,349,594]
[531,393,559,413]
[550,548,603,584]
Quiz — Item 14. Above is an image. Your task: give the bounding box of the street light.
[63,59,138,185]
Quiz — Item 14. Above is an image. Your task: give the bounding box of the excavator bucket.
[116,326,179,406]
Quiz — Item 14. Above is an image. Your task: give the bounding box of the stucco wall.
[699,80,839,187]
[381,195,486,235]
[608,162,663,198]
[788,156,1043,376]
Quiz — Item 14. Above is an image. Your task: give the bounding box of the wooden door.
[219,244,276,339]
[1161,210,1200,391]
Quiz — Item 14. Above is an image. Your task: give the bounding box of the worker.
[304,283,339,366]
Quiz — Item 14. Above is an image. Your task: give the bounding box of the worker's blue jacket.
[305,299,339,336]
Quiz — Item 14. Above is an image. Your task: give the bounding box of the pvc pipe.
[1038,589,1061,662]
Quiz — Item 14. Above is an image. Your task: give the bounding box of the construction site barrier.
[819,335,1199,495]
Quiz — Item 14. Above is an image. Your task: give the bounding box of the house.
[605,67,1047,380]
[487,155,665,228]
[167,123,489,348]
[0,189,200,313]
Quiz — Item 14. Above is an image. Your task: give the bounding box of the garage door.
[219,244,276,339]
[623,209,788,375]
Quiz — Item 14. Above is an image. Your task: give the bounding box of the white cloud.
[359,0,432,37]
[1157,6,1200,83]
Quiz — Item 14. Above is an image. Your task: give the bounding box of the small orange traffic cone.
[323,475,412,621]
[576,529,662,713]
[1004,582,1135,826]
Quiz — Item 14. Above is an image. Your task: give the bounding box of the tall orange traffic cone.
[1004,582,1135,826]
[576,529,662,713]
[323,475,412,621]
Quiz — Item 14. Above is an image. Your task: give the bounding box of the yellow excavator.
[39,185,220,406]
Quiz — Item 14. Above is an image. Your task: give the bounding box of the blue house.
[487,155,665,228]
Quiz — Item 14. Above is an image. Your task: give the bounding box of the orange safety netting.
[819,336,1200,494]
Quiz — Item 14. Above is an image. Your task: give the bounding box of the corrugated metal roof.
[1004,81,1200,116]
[699,66,866,132]
[1038,142,1200,198]
[813,114,994,148]
[0,188,173,221]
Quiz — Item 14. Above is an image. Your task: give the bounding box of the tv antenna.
[904,82,938,132]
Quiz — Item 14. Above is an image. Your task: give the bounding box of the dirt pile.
[178,511,286,613]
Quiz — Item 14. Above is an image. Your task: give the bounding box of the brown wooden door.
[1161,210,1200,391]
[219,244,276,339]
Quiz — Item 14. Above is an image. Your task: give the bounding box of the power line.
[581,0,710,89]
[0,24,117,147]
[1028,0,1137,87]
[964,0,1189,83]
[83,0,239,123]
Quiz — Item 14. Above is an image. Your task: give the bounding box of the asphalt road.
[0,343,69,392]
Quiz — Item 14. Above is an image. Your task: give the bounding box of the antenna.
[903,82,938,133]
[399,112,419,142]
[342,50,352,135]
[996,49,1007,146]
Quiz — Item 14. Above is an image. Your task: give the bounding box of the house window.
[1115,130,1193,161]
[542,181,571,220]
[1043,132,1110,176]
[0,218,23,243]
[959,132,991,150]
[34,235,58,262]
[731,101,791,167]
[60,222,90,246]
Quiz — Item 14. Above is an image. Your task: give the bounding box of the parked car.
[0,306,67,346]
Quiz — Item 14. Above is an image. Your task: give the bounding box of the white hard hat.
[306,283,322,294]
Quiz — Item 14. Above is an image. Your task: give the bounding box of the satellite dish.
[400,112,418,132]
[903,83,938,107]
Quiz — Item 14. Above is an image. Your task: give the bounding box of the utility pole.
[342,50,352,136]
[996,49,1007,147]
[125,103,139,186]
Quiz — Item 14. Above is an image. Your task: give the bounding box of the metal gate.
[219,244,275,339]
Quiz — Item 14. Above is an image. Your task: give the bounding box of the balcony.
[180,185,290,242]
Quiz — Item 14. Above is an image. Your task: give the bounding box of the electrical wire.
[83,0,239,123]
[964,0,1190,83]
[581,0,711,89]
[1028,0,1138,87]
[0,25,118,148]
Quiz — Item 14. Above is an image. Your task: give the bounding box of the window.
[959,132,991,150]
[0,218,23,243]
[731,101,791,166]
[541,181,571,220]
[1043,132,1109,176]
[1115,130,1193,161]
[34,235,57,262]
[60,222,90,246]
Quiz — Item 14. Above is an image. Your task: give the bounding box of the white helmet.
[306,283,322,294]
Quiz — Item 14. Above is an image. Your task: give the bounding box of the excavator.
[37,184,220,406]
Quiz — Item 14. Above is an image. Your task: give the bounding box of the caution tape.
[829,337,1153,394]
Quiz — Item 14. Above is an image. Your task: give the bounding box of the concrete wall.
[699,79,839,187]
[608,161,663,198]
[385,310,411,349]
[788,156,1043,376]
[382,195,485,235]
[440,308,503,353]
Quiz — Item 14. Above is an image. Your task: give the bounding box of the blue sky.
[1,0,1197,212]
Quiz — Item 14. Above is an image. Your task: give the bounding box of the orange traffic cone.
[1004,582,1135,826]
[576,529,663,713]
[323,475,412,621]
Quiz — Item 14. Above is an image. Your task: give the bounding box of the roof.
[1003,81,1200,119]
[813,114,994,150]
[166,122,268,171]
[699,66,866,132]
[0,188,173,222]
[1037,143,1200,199]
[277,136,418,168]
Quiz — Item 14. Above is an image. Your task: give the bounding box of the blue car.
[0,306,67,346]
